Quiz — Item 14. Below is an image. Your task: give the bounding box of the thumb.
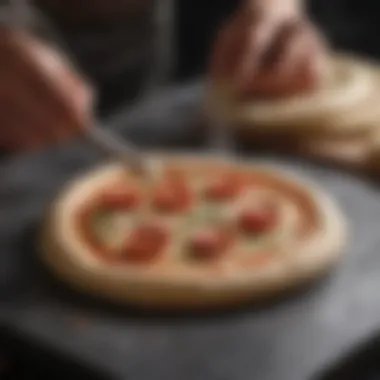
[18,33,95,128]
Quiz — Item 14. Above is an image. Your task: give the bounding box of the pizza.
[40,155,347,310]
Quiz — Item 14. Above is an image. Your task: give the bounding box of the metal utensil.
[208,117,234,154]
[88,121,151,176]
[205,97,236,158]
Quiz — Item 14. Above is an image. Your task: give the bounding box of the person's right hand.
[0,28,93,153]
[209,0,328,98]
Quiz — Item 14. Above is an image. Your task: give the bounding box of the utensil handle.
[206,111,235,155]
[87,123,147,175]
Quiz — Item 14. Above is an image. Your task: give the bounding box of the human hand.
[209,0,328,98]
[0,28,93,153]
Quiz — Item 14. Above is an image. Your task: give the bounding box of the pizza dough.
[293,134,370,169]
[205,53,380,170]
[40,155,347,310]
[205,54,377,135]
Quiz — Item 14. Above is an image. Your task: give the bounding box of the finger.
[0,34,88,144]
[234,18,276,90]
[0,95,47,152]
[288,27,328,93]
[22,35,93,129]
[295,48,322,93]
[0,104,39,152]
[209,20,239,80]
[264,21,304,75]
[5,31,91,132]
[262,23,326,96]
[0,92,11,149]
[0,69,58,148]
[0,59,68,151]
[305,28,329,78]
[0,34,40,150]
[241,39,307,97]
[238,23,298,97]
[0,31,73,134]
[0,74,35,150]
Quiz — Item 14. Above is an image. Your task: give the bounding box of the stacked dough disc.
[205,53,380,171]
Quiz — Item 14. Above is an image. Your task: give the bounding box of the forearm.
[245,0,304,16]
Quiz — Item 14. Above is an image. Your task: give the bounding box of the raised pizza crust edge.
[39,156,347,310]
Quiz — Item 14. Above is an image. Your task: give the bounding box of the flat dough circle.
[285,56,380,135]
[40,155,347,310]
[294,134,370,168]
[205,54,375,134]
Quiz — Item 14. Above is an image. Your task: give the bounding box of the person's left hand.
[209,0,328,98]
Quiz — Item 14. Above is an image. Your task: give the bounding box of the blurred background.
[3,0,380,378]
[32,0,380,112]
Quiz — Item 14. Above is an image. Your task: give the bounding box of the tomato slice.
[153,189,192,212]
[239,205,277,234]
[123,222,169,263]
[153,173,192,212]
[98,186,140,210]
[204,172,244,201]
[188,227,232,260]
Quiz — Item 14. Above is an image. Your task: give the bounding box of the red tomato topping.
[239,205,277,234]
[189,227,232,260]
[123,222,169,263]
[153,174,192,212]
[204,172,244,201]
[153,186,191,212]
[98,186,140,210]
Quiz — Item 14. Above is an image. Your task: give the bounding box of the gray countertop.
[1,84,380,380]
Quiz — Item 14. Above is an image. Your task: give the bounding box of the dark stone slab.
[1,84,380,380]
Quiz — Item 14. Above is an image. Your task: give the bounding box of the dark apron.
[35,0,174,113]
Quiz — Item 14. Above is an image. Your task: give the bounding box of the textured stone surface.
[1,84,380,380]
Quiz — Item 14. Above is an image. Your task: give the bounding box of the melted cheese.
[88,169,305,264]
[91,211,136,253]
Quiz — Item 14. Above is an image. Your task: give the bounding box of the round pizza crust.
[205,54,378,135]
[40,155,347,310]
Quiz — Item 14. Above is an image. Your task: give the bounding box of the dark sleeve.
[175,0,237,80]
[176,0,380,81]
[308,0,380,58]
